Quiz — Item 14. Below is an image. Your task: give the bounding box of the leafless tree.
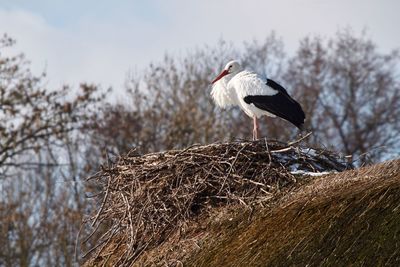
[0,35,105,177]
[284,29,400,164]
[0,34,106,266]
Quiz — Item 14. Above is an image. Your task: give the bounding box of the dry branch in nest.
[82,138,351,266]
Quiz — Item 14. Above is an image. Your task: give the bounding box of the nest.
[82,138,350,266]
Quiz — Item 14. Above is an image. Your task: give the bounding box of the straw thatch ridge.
[82,138,350,266]
[185,159,400,267]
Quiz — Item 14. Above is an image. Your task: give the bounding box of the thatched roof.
[82,138,351,266]
[186,159,400,267]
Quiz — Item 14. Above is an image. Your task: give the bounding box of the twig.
[288,131,313,146]
[91,175,112,227]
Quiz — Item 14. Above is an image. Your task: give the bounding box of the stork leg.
[252,116,259,141]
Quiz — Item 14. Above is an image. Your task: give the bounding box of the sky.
[0,0,399,91]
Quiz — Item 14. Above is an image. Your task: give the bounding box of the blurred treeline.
[0,29,399,266]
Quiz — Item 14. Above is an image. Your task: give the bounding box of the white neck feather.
[210,74,238,108]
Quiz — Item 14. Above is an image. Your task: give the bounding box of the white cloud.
[0,0,399,92]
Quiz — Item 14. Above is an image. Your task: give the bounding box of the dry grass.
[186,159,400,267]
[81,138,349,266]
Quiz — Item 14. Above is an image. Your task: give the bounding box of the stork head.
[212,60,241,84]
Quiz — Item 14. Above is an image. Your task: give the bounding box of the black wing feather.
[243,79,305,129]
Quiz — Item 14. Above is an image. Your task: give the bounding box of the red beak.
[211,69,229,84]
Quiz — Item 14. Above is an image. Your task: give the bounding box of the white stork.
[211,60,305,140]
